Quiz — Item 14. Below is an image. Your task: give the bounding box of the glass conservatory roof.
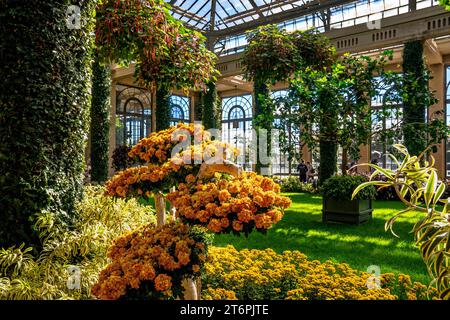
[166,0,328,32]
[166,0,439,55]
[167,0,439,36]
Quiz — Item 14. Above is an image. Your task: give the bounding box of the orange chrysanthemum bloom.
[154,274,172,292]
[168,171,291,235]
[91,222,209,300]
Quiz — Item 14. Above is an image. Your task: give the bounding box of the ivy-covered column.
[253,79,272,174]
[318,88,338,184]
[402,40,427,156]
[155,83,171,131]
[0,0,97,247]
[90,54,111,183]
[202,81,218,130]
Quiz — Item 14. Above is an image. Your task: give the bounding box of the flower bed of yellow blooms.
[167,172,291,235]
[92,222,212,300]
[202,246,437,300]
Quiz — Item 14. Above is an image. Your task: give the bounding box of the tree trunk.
[182,278,198,300]
[154,192,166,227]
[156,190,198,299]
[319,139,337,184]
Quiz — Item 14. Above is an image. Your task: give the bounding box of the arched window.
[221,95,253,170]
[169,95,190,126]
[370,77,403,170]
[116,86,152,146]
[271,90,296,176]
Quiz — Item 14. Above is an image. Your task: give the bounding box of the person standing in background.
[297,160,307,183]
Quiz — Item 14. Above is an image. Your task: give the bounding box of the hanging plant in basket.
[95,0,218,91]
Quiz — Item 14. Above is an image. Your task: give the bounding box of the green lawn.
[213,193,431,285]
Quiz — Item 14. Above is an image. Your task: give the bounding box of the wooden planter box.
[322,198,373,225]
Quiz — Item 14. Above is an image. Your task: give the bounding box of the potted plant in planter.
[321,175,376,224]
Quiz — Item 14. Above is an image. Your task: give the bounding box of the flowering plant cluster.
[167,172,292,235]
[96,0,217,91]
[91,222,211,300]
[128,123,212,164]
[106,123,238,196]
[203,246,438,300]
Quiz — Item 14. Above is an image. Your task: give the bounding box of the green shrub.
[279,176,318,193]
[321,175,376,200]
[0,186,155,300]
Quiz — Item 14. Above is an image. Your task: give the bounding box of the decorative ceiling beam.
[183,0,210,26]
[210,0,217,31]
[223,0,301,24]
[248,0,264,18]
[171,5,208,29]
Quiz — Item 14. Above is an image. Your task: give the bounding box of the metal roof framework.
[167,0,354,34]
[166,0,440,54]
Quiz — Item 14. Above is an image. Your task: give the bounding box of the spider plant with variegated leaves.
[352,144,450,300]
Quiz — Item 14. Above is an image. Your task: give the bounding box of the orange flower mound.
[167,172,291,235]
[105,123,238,197]
[91,222,210,300]
[128,123,219,164]
[105,163,172,198]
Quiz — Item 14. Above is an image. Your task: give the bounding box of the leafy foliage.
[279,177,318,193]
[0,0,97,248]
[440,0,450,10]
[322,175,377,201]
[280,49,447,183]
[284,52,393,182]
[242,25,336,84]
[352,144,450,299]
[90,54,111,183]
[0,186,155,300]
[242,26,336,176]
[95,0,217,91]
[242,25,297,84]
